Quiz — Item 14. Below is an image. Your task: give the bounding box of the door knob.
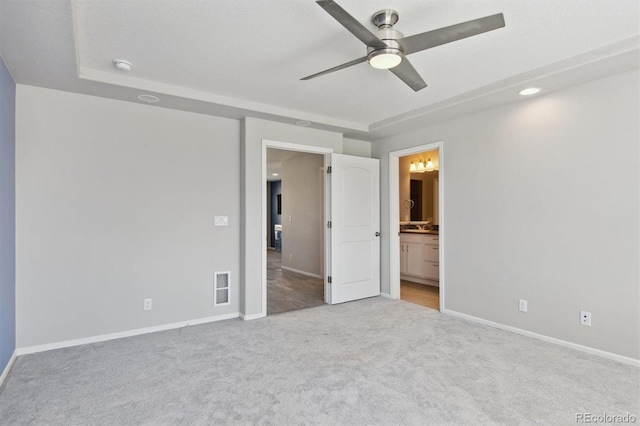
[375,232,381,237]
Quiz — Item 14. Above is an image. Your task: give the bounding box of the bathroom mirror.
[410,170,439,223]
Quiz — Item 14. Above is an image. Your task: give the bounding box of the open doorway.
[399,149,440,310]
[266,148,326,315]
[389,142,444,311]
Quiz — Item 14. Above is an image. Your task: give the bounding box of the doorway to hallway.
[266,148,325,315]
[259,139,381,316]
[266,250,324,315]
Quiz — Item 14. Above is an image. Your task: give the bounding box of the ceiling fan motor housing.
[367,9,404,67]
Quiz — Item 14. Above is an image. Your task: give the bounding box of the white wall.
[281,153,324,277]
[373,70,639,359]
[16,86,240,347]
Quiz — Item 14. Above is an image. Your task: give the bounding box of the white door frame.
[388,141,444,310]
[261,139,334,315]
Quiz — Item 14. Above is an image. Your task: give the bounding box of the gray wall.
[281,153,324,276]
[0,57,16,370]
[373,70,639,359]
[16,86,240,347]
[14,90,373,346]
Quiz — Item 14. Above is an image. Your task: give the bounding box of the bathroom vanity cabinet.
[400,232,439,286]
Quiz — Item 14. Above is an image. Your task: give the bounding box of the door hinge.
[326,166,332,174]
[327,221,332,228]
[328,276,332,284]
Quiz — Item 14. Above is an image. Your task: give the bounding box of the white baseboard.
[0,350,17,388]
[241,312,266,320]
[380,292,393,299]
[17,312,240,356]
[280,266,322,279]
[442,309,640,367]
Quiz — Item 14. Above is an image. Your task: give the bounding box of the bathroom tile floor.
[401,280,439,311]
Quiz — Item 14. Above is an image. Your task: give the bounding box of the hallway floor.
[267,250,324,315]
[400,280,439,310]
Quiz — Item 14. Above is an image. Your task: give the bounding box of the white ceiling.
[1,0,638,140]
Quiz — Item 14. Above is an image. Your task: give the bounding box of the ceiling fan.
[301,0,505,92]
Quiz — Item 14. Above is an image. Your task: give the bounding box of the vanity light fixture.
[410,158,436,173]
[272,173,279,176]
[426,158,434,172]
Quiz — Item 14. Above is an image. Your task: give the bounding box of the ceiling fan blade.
[389,58,427,92]
[301,56,368,80]
[398,13,505,55]
[316,0,387,49]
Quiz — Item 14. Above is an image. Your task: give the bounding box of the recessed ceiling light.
[519,87,541,96]
[295,120,311,127]
[272,173,279,176]
[113,59,133,72]
[137,94,160,103]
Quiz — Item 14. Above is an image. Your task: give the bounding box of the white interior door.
[329,154,380,304]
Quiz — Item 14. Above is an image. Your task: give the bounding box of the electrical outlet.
[519,299,528,313]
[580,311,591,326]
[143,298,152,311]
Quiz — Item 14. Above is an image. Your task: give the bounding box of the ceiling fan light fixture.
[368,48,403,69]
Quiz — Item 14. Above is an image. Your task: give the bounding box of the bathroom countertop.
[400,229,439,235]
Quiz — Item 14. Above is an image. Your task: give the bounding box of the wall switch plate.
[143,298,152,310]
[519,299,528,313]
[580,311,591,326]
[214,216,229,226]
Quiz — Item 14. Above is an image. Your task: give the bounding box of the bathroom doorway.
[389,142,444,311]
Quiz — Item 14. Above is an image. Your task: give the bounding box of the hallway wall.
[0,56,16,375]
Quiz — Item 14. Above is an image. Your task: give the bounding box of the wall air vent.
[214,272,230,306]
